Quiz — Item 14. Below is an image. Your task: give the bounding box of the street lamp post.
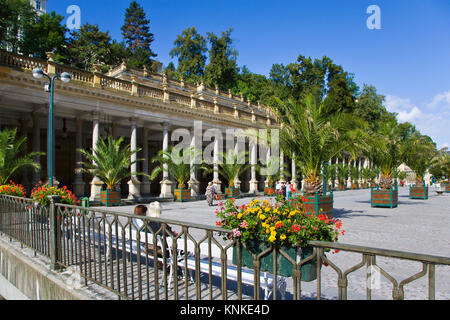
[32,68,71,186]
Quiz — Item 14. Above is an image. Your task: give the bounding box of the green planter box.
[232,241,318,281]
[409,185,428,200]
[299,191,334,219]
[371,186,398,208]
[445,182,450,193]
[174,188,191,202]
[264,187,275,196]
[100,189,121,207]
[225,187,240,199]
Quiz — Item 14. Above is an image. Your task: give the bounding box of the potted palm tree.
[78,136,145,206]
[336,162,349,191]
[150,146,208,202]
[360,167,371,189]
[0,127,43,187]
[217,150,250,199]
[370,121,408,208]
[405,133,436,200]
[270,93,366,218]
[429,148,450,193]
[350,166,360,189]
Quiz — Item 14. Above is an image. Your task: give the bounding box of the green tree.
[233,66,272,104]
[354,84,388,130]
[121,1,156,69]
[0,128,43,185]
[67,23,112,71]
[169,26,207,84]
[404,133,437,184]
[0,0,36,53]
[78,136,146,190]
[204,28,239,91]
[22,11,68,60]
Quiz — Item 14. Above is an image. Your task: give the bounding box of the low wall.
[0,235,113,300]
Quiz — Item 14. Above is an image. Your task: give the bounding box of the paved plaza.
[98,185,450,300]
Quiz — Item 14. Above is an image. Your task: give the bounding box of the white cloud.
[384,92,450,149]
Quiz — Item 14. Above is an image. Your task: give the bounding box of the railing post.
[48,195,61,271]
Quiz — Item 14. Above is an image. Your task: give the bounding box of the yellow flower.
[264,207,271,213]
[260,214,266,221]
[237,213,243,219]
[280,234,287,240]
[269,235,276,242]
[270,226,276,232]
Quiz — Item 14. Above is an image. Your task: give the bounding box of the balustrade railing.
[0,49,271,125]
[2,194,448,300]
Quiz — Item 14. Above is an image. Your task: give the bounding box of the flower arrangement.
[0,181,26,197]
[31,181,79,206]
[215,197,345,248]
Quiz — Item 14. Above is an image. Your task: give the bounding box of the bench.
[70,215,287,300]
[436,190,444,196]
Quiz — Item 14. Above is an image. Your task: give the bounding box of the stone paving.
[97,185,450,300]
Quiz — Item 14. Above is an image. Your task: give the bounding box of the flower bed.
[0,181,26,197]
[31,181,79,206]
[215,197,344,247]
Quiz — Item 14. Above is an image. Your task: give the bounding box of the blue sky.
[47,0,450,149]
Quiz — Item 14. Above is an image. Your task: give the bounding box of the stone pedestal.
[188,178,200,197]
[249,179,259,194]
[128,177,142,200]
[160,178,173,198]
[89,176,103,201]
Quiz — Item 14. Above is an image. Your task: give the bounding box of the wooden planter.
[301,192,334,219]
[371,187,398,208]
[352,183,358,190]
[225,187,240,199]
[100,189,121,207]
[264,187,275,196]
[232,241,318,281]
[409,185,428,200]
[338,184,346,191]
[174,188,191,202]
[445,182,450,193]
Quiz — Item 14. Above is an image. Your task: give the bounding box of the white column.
[188,127,200,196]
[234,138,242,189]
[279,151,285,183]
[141,127,151,195]
[249,137,258,193]
[73,117,85,196]
[90,113,103,201]
[264,145,271,188]
[160,122,173,198]
[31,112,41,186]
[291,154,299,191]
[212,135,222,194]
[128,118,142,200]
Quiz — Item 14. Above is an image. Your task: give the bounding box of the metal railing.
[1,194,449,300]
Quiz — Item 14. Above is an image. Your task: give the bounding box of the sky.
[46,0,450,149]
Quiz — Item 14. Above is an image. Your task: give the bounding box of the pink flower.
[232,228,241,237]
[240,221,248,228]
[218,201,224,207]
[214,208,219,215]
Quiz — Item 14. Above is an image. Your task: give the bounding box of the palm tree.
[0,128,43,185]
[370,121,408,190]
[217,149,251,188]
[150,146,209,188]
[78,136,145,190]
[350,165,360,188]
[404,133,437,185]
[336,162,350,188]
[429,148,450,181]
[270,93,365,195]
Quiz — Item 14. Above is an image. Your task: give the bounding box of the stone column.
[234,138,242,190]
[291,154,299,191]
[128,118,142,200]
[249,137,258,193]
[31,111,41,187]
[19,118,30,192]
[188,127,200,197]
[279,151,285,183]
[212,135,222,194]
[90,113,103,201]
[73,118,85,196]
[141,127,151,195]
[264,146,271,188]
[159,122,173,198]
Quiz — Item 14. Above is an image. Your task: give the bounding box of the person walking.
[286,181,292,201]
[205,182,215,206]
